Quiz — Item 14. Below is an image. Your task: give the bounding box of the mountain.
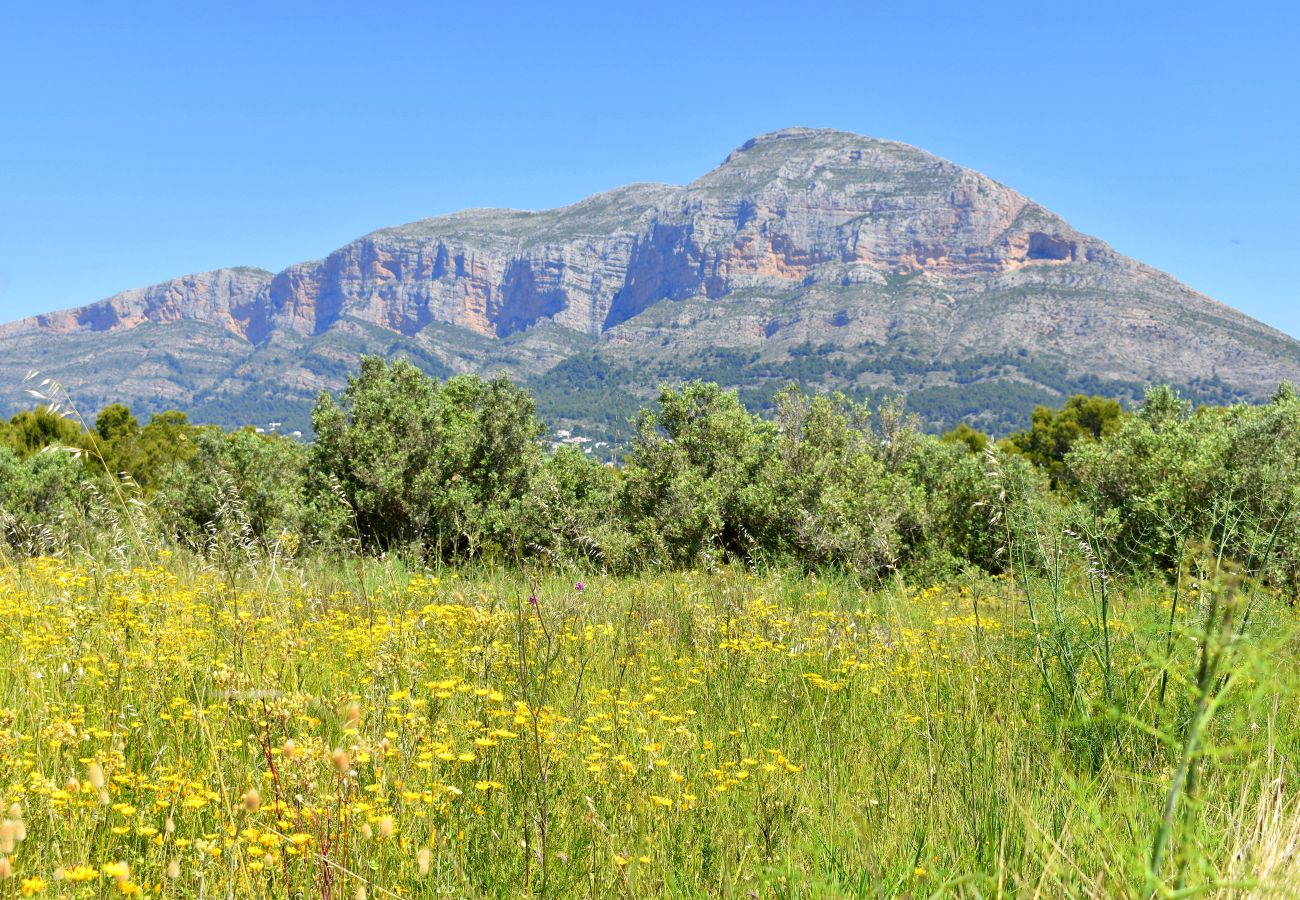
[4,127,1298,437]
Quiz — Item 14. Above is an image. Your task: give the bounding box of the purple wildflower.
[528,592,538,608]
[574,581,586,593]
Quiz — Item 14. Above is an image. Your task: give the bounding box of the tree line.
[1,358,1297,590]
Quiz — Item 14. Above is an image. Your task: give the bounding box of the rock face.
[2,267,275,341]
[2,128,1298,434]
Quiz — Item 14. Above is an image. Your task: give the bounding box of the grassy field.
[0,553,1297,898]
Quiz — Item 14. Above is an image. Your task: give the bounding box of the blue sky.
[2,1,1297,337]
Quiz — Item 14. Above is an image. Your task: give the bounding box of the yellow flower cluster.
[0,560,1023,894]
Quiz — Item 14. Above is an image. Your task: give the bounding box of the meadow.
[2,364,1299,896]
[0,549,1296,897]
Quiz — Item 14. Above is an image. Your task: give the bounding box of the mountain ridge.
[3,127,1298,436]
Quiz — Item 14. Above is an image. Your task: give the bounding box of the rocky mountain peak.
[1,129,1297,436]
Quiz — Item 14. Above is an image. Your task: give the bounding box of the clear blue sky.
[2,1,1297,337]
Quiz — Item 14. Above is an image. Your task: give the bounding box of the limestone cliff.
[3,128,1297,434]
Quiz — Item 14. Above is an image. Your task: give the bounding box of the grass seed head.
[242,788,261,813]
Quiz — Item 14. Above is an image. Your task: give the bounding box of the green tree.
[0,446,86,551]
[95,404,140,443]
[158,427,308,550]
[763,388,923,575]
[619,382,775,567]
[519,445,629,568]
[1004,394,1124,486]
[5,407,85,455]
[1063,385,1298,579]
[311,357,545,557]
[941,422,991,455]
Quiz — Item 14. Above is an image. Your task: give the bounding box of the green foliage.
[942,422,990,454]
[907,437,1042,574]
[311,357,545,558]
[1,358,1297,594]
[1004,394,1124,485]
[518,445,629,569]
[617,383,965,578]
[4,406,84,455]
[0,445,87,550]
[763,388,924,573]
[1068,385,1300,589]
[619,382,775,567]
[95,403,139,443]
[157,427,309,551]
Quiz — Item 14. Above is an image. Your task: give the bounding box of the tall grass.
[0,536,1295,896]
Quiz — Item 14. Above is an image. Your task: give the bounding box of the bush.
[310,357,545,559]
[1005,394,1124,487]
[763,388,924,574]
[618,382,776,568]
[1067,385,1300,588]
[0,446,88,551]
[618,383,942,578]
[518,446,631,569]
[157,427,309,552]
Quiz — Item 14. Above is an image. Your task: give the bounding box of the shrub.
[1067,385,1300,588]
[763,388,923,575]
[157,427,308,551]
[618,382,776,568]
[310,357,545,559]
[518,445,631,569]
[0,446,87,551]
